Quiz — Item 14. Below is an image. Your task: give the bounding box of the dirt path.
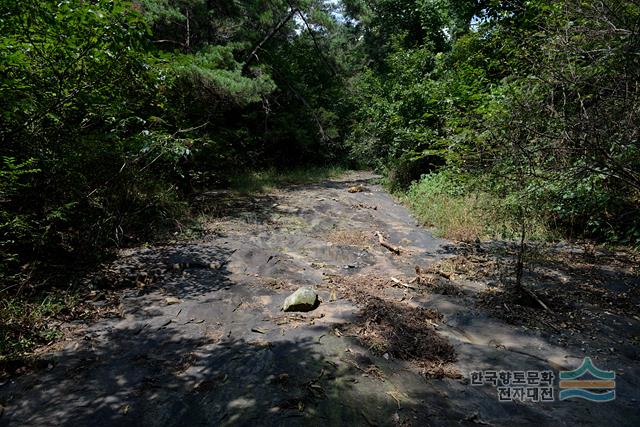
[1,171,639,426]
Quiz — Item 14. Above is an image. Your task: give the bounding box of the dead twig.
[375,231,401,255]
[520,286,552,313]
[390,277,416,290]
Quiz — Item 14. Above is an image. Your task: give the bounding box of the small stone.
[283,287,319,312]
[165,297,181,305]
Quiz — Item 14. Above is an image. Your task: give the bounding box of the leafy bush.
[403,171,554,242]
[1,0,160,279]
[0,292,83,362]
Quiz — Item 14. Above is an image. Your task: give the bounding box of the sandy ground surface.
[1,171,639,426]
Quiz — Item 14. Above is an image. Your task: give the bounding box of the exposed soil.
[1,171,639,426]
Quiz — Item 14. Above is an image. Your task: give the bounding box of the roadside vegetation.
[0,292,82,360]
[400,171,556,242]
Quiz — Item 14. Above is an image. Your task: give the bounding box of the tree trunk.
[515,217,526,289]
[243,9,297,73]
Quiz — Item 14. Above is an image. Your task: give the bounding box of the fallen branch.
[375,231,401,255]
[520,286,552,313]
[390,277,416,290]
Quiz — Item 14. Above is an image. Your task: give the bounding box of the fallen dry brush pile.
[344,297,458,378]
[327,275,459,378]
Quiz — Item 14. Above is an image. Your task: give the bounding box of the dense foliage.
[345,0,640,245]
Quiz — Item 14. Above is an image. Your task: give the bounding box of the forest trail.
[1,172,639,426]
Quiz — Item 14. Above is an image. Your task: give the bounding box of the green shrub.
[0,292,81,361]
[386,152,442,192]
[402,171,554,242]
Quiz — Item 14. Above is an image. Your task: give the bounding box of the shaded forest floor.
[1,171,639,426]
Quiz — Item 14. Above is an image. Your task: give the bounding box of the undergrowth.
[0,291,85,365]
[400,171,555,242]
